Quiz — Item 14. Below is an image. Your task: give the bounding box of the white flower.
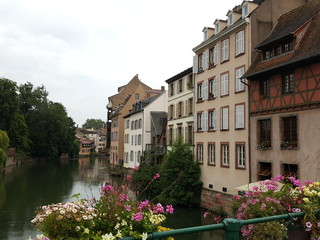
[115,230,123,238]
[141,232,148,240]
[101,233,115,240]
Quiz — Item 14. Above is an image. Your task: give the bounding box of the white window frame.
[236,144,245,168]
[221,107,229,130]
[221,144,229,166]
[236,30,245,56]
[197,144,203,163]
[221,73,229,96]
[209,110,217,130]
[221,39,229,62]
[208,144,215,165]
[235,104,245,129]
[236,67,245,92]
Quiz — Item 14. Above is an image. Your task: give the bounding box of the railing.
[122,212,306,240]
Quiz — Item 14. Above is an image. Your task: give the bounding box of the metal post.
[223,218,241,240]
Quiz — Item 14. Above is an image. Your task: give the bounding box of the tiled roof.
[245,0,320,79]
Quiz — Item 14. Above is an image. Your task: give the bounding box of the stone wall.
[201,188,236,216]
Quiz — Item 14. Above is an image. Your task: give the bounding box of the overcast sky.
[0,0,240,126]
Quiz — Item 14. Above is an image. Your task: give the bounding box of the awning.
[256,169,272,176]
[236,181,283,192]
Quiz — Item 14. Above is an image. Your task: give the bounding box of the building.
[106,74,163,165]
[123,91,167,169]
[165,67,194,149]
[244,0,320,183]
[76,128,99,155]
[192,0,308,204]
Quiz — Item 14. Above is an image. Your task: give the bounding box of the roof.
[165,67,192,84]
[244,0,320,79]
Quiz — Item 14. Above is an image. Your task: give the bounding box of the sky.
[0,0,240,126]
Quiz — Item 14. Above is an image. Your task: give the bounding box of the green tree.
[82,119,105,130]
[0,78,30,153]
[0,130,10,167]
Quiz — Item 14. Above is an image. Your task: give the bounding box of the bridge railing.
[122,211,306,240]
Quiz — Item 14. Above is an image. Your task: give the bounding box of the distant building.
[106,74,163,165]
[123,91,167,169]
[76,128,99,155]
[165,67,194,149]
[244,0,320,183]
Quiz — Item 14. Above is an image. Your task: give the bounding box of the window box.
[280,141,298,150]
[256,140,271,150]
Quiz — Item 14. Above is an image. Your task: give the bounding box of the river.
[0,157,223,240]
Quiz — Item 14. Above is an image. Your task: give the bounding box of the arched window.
[135,120,138,129]
[139,119,142,129]
[131,121,134,130]
[138,134,142,145]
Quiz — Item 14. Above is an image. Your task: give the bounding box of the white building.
[123,91,167,169]
[165,67,194,149]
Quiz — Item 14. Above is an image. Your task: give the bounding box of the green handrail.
[121,212,306,240]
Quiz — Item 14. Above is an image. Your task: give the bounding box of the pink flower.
[306,221,312,229]
[216,193,221,197]
[165,205,174,214]
[132,212,143,221]
[153,203,164,214]
[119,194,129,202]
[153,173,160,180]
[126,175,131,180]
[233,195,241,200]
[101,185,114,193]
[203,211,209,218]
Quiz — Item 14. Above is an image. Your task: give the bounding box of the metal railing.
[122,212,306,240]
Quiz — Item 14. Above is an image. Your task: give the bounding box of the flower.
[101,233,115,240]
[141,232,148,240]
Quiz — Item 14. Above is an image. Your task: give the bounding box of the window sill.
[257,147,272,150]
[280,147,298,150]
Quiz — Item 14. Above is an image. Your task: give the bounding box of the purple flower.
[306,221,312,229]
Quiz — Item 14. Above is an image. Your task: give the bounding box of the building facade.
[165,67,194,148]
[192,0,308,201]
[107,75,162,165]
[123,92,167,169]
[244,0,320,183]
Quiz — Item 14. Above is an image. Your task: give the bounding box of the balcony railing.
[145,144,167,155]
[122,211,308,240]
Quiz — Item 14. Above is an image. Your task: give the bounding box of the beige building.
[192,0,308,203]
[165,67,194,148]
[107,75,162,165]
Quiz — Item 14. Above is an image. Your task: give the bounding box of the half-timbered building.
[244,0,320,182]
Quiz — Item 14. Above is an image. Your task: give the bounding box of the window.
[215,22,220,34]
[236,144,245,168]
[169,104,175,119]
[197,83,202,101]
[208,109,217,130]
[131,135,134,145]
[236,30,245,55]
[198,53,203,71]
[263,49,273,60]
[227,13,233,26]
[125,152,129,163]
[197,144,203,163]
[177,101,183,117]
[138,134,142,145]
[169,83,174,96]
[282,163,298,178]
[178,79,183,92]
[125,120,130,129]
[242,3,249,17]
[257,162,272,181]
[259,78,270,98]
[221,39,229,62]
[281,116,298,148]
[197,113,202,131]
[139,119,142,129]
[177,125,182,139]
[135,135,137,145]
[209,77,218,98]
[235,104,245,129]
[221,73,229,96]
[188,98,193,115]
[169,127,173,145]
[209,45,218,66]
[208,143,215,165]
[235,67,245,92]
[220,107,229,130]
[282,72,294,94]
[137,151,141,163]
[130,150,134,161]
[258,119,271,149]
[135,93,139,100]
[187,125,193,144]
[221,144,229,167]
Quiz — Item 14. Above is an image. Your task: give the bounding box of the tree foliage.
[0,130,10,167]
[82,119,105,130]
[0,78,77,160]
[132,139,203,206]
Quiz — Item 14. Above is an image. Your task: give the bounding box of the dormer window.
[214,20,220,34]
[242,3,249,18]
[262,38,294,60]
[203,30,208,41]
[227,11,234,26]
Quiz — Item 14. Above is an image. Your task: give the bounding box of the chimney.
[161,86,165,92]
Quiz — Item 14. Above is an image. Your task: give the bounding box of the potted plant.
[256,140,271,150]
[280,140,298,149]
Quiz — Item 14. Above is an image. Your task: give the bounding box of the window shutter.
[236,68,245,92]
[195,84,198,101]
[213,77,218,97]
[193,55,198,74]
[236,105,245,129]
[168,106,171,119]
[221,108,228,130]
[225,74,229,95]
[181,101,185,116]
[202,81,208,100]
[204,49,209,70]
[213,45,218,65]
[184,126,188,142]
[176,103,179,118]
[213,110,217,130]
[221,76,225,96]
[194,113,197,132]
[185,100,188,116]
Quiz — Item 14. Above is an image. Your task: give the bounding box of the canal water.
[0,157,223,240]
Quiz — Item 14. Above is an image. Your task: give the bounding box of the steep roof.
[245,0,320,79]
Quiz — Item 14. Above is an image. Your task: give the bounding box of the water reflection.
[0,157,109,240]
